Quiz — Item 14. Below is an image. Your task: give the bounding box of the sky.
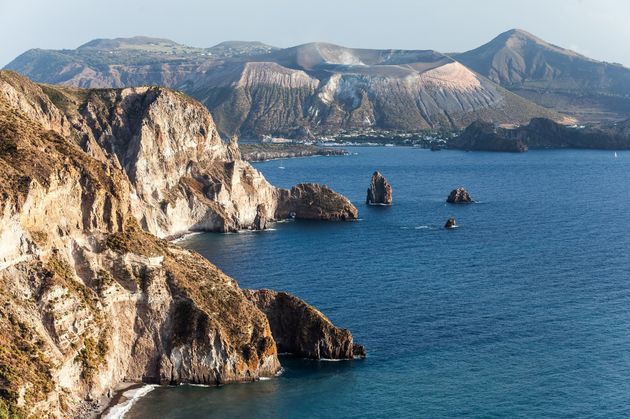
[1,0,629,67]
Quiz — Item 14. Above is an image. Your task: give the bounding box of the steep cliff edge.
[0,70,357,238]
[244,290,365,360]
[450,118,630,151]
[0,71,361,417]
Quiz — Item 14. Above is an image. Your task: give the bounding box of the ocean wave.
[170,231,202,243]
[103,385,157,419]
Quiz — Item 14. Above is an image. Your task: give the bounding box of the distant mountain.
[208,41,278,57]
[453,29,630,121]
[4,35,565,138]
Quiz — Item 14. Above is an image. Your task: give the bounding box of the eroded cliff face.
[0,71,360,417]
[0,71,357,239]
[245,290,365,360]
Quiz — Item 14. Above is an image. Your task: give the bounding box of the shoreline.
[97,383,156,419]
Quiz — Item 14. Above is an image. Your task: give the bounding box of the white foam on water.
[414,225,431,230]
[103,385,157,419]
[170,231,202,243]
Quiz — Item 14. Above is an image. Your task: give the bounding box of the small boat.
[614,152,619,158]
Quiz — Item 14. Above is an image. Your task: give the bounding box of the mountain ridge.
[453,29,630,121]
[10,29,626,137]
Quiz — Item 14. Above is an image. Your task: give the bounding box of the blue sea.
[127,147,630,418]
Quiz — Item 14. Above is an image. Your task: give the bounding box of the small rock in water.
[447,187,473,203]
[445,218,457,229]
[353,343,367,358]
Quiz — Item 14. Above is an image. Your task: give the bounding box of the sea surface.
[127,147,630,418]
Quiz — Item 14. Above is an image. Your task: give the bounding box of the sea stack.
[445,218,458,229]
[366,171,393,205]
[253,204,268,230]
[447,187,473,203]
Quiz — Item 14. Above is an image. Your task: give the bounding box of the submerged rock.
[444,218,457,229]
[244,289,366,360]
[447,187,473,203]
[276,183,359,221]
[366,171,393,205]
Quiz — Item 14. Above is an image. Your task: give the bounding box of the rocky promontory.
[366,171,393,205]
[277,184,359,221]
[449,120,528,152]
[450,118,630,151]
[0,70,362,417]
[447,187,473,203]
[245,290,365,359]
[239,143,347,162]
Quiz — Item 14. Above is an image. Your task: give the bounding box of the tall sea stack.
[366,171,393,205]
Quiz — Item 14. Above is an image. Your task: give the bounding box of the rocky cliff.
[0,70,361,417]
[450,118,630,151]
[4,37,561,138]
[0,70,357,239]
[448,120,528,152]
[239,143,347,162]
[244,290,365,360]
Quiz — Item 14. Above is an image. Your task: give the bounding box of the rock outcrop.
[253,204,268,230]
[0,71,362,417]
[444,218,458,229]
[449,120,528,152]
[0,70,356,239]
[366,171,393,205]
[239,143,347,162]
[244,290,365,360]
[450,118,630,151]
[447,188,473,203]
[276,184,359,221]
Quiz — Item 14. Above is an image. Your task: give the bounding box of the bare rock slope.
[245,289,365,359]
[0,70,360,417]
[454,29,630,121]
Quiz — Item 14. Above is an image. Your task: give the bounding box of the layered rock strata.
[0,70,361,417]
[244,290,365,360]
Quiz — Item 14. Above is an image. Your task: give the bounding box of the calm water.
[128,147,630,418]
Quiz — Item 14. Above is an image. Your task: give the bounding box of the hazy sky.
[1,0,629,67]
